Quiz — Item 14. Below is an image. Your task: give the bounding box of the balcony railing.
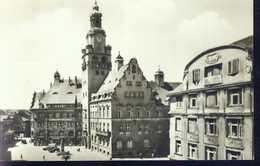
[204,75,222,86]
[96,129,111,137]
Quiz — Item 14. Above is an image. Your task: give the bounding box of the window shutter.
[228,61,232,74]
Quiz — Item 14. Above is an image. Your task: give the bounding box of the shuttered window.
[228,59,239,75]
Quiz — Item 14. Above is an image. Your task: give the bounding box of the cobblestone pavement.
[7,138,169,161]
[7,138,110,161]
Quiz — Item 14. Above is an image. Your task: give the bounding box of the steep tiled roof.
[96,65,129,94]
[32,79,82,109]
[148,81,181,105]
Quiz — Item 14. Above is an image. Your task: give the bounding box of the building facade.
[88,57,178,158]
[167,40,253,160]
[30,72,83,146]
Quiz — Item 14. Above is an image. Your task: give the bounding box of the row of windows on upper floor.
[35,112,81,119]
[174,117,242,139]
[175,141,242,160]
[36,121,81,128]
[191,58,240,86]
[90,108,163,119]
[175,88,243,109]
[115,138,151,149]
[126,81,142,86]
[36,130,81,137]
[38,104,80,109]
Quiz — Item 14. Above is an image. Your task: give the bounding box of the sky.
[0,0,253,109]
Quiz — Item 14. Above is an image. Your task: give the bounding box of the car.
[48,147,60,153]
[21,140,27,144]
[57,151,70,156]
[62,154,71,161]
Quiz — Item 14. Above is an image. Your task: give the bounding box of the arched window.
[144,138,150,147]
[67,92,72,94]
[91,135,94,141]
[101,56,107,62]
[52,92,58,95]
[127,139,133,148]
[116,139,123,149]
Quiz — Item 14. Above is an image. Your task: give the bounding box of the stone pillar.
[218,115,225,160]
[183,116,188,159]
[244,87,252,113]
[183,95,188,113]
[198,116,205,160]
[199,92,204,113]
[219,90,225,113]
[243,116,253,159]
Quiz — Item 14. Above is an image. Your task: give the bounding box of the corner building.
[30,72,83,145]
[167,37,253,160]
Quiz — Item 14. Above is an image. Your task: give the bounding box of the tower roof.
[116,51,123,60]
[54,70,60,77]
[90,0,102,18]
[155,66,164,75]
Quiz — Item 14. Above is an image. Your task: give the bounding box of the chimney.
[68,77,71,85]
[75,76,78,87]
[154,66,164,87]
[115,51,124,71]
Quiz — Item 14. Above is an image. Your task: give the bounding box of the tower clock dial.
[96,35,103,44]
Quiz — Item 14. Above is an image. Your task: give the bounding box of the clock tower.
[81,1,112,149]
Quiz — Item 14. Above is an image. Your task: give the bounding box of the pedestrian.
[151,153,154,159]
[139,152,143,159]
[20,154,23,159]
[43,155,45,160]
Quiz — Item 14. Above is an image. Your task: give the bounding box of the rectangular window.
[188,118,197,134]
[189,94,198,108]
[176,96,183,108]
[193,69,200,82]
[205,64,222,77]
[107,123,109,132]
[145,124,150,131]
[175,118,182,131]
[55,113,60,118]
[188,143,198,159]
[126,81,133,86]
[135,81,142,86]
[125,91,129,98]
[119,124,124,132]
[205,119,217,136]
[206,92,218,108]
[228,89,242,106]
[176,140,182,155]
[126,124,130,131]
[101,71,105,75]
[228,59,239,75]
[103,123,105,131]
[205,146,217,160]
[227,119,242,138]
[96,71,99,75]
[139,124,143,131]
[226,150,241,160]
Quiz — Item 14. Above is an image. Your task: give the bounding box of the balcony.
[96,129,111,137]
[204,75,222,86]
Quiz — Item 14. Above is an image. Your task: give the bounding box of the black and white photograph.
[0,0,254,162]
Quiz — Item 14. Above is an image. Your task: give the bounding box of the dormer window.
[52,92,58,95]
[67,92,73,94]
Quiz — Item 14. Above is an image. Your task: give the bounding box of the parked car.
[49,147,60,153]
[57,151,70,156]
[21,140,27,144]
[62,154,71,161]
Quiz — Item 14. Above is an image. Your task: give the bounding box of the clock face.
[96,35,102,43]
